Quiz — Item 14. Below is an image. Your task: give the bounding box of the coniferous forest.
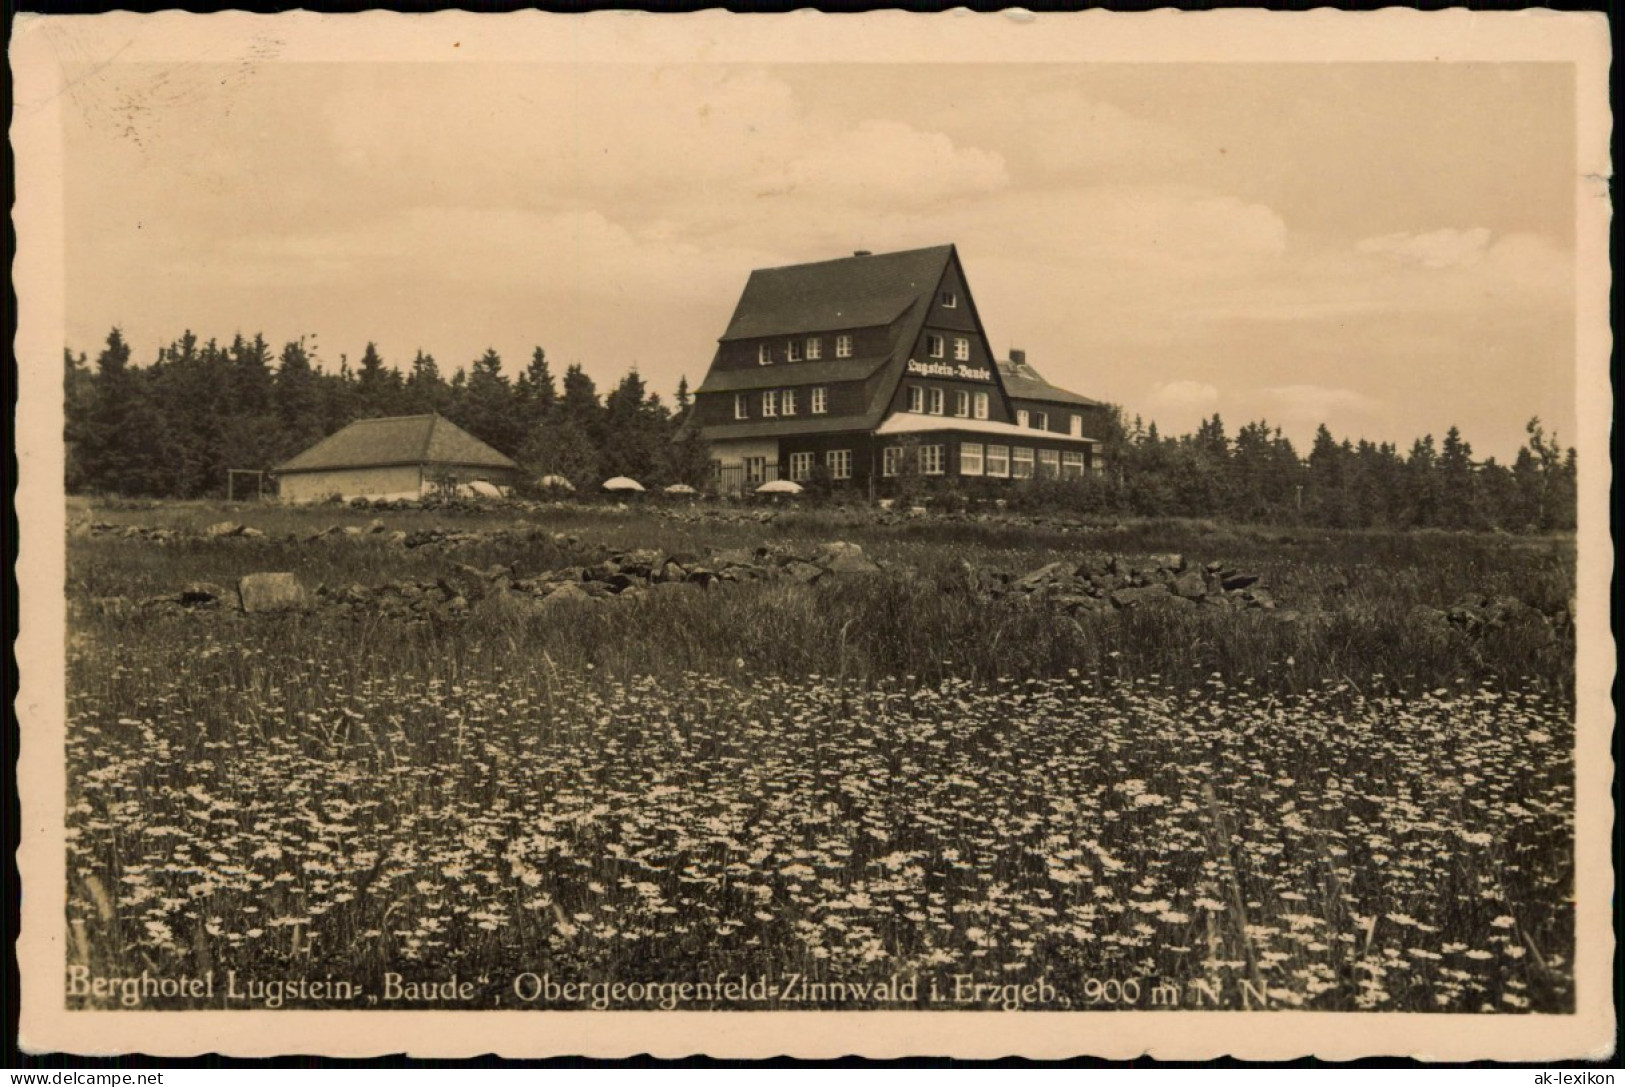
[63,327,1576,532]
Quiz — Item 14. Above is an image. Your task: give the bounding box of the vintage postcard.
[12,9,1614,1061]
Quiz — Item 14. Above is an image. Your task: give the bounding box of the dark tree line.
[1029,409,1576,531]
[64,328,710,497]
[64,326,1576,532]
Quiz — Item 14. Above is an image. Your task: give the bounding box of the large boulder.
[1172,572,1208,599]
[816,541,882,575]
[1109,585,1172,609]
[237,573,309,614]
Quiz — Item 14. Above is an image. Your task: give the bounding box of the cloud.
[1141,380,1221,432]
[778,120,1008,206]
[1149,380,1221,409]
[1356,227,1494,269]
[1259,385,1385,430]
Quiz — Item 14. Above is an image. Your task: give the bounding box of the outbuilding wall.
[279,465,425,504]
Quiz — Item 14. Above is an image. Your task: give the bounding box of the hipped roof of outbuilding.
[274,414,518,474]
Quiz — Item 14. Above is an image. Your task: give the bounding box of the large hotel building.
[688,245,1109,493]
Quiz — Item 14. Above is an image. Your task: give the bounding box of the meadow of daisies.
[64,501,1576,1012]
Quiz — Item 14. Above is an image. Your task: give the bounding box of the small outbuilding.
[273,413,520,504]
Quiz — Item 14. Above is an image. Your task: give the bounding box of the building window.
[940,290,957,308]
[812,386,828,414]
[1033,411,1048,432]
[835,335,852,359]
[734,394,748,420]
[782,389,798,416]
[1062,450,1086,479]
[953,337,970,361]
[1016,409,1029,428]
[758,344,772,366]
[1070,413,1084,438]
[973,392,989,420]
[908,385,925,413]
[744,457,767,484]
[827,449,851,480]
[955,390,970,418]
[920,444,945,475]
[806,338,822,360]
[960,442,984,476]
[926,334,945,359]
[1012,447,1035,479]
[928,388,945,416]
[787,340,803,363]
[762,390,779,418]
[986,444,1010,478]
[882,446,904,477]
[788,451,814,481]
[1039,449,1061,478]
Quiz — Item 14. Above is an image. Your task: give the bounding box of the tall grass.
[62,500,1576,1012]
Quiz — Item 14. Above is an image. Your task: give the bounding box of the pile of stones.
[956,552,1276,615]
[99,541,890,623]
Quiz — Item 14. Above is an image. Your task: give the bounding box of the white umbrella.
[602,476,646,493]
[756,479,804,495]
[536,474,575,492]
[663,483,699,495]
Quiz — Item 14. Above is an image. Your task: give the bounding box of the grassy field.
[63,498,1576,1012]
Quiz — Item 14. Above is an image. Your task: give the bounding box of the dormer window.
[758,344,772,366]
[926,334,945,359]
[787,340,803,363]
[1016,409,1030,428]
[734,394,748,420]
[806,338,822,360]
[1032,411,1048,431]
[1070,413,1084,437]
[940,290,957,308]
[835,335,852,359]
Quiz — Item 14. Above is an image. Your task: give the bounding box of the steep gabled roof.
[695,353,891,394]
[998,356,1103,408]
[274,414,518,474]
[719,246,955,341]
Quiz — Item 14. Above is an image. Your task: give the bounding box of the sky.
[60,60,1577,461]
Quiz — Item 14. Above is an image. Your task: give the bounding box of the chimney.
[853,250,872,257]
[1009,348,1027,367]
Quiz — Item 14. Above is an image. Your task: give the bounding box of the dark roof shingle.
[998,358,1102,408]
[719,246,954,341]
[695,354,891,394]
[275,414,518,474]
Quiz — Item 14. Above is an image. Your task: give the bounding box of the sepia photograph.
[12,9,1614,1062]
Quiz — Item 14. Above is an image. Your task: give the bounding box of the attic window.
[940,290,957,308]
[835,335,852,359]
[758,344,772,366]
[926,335,945,359]
[787,340,803,363]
